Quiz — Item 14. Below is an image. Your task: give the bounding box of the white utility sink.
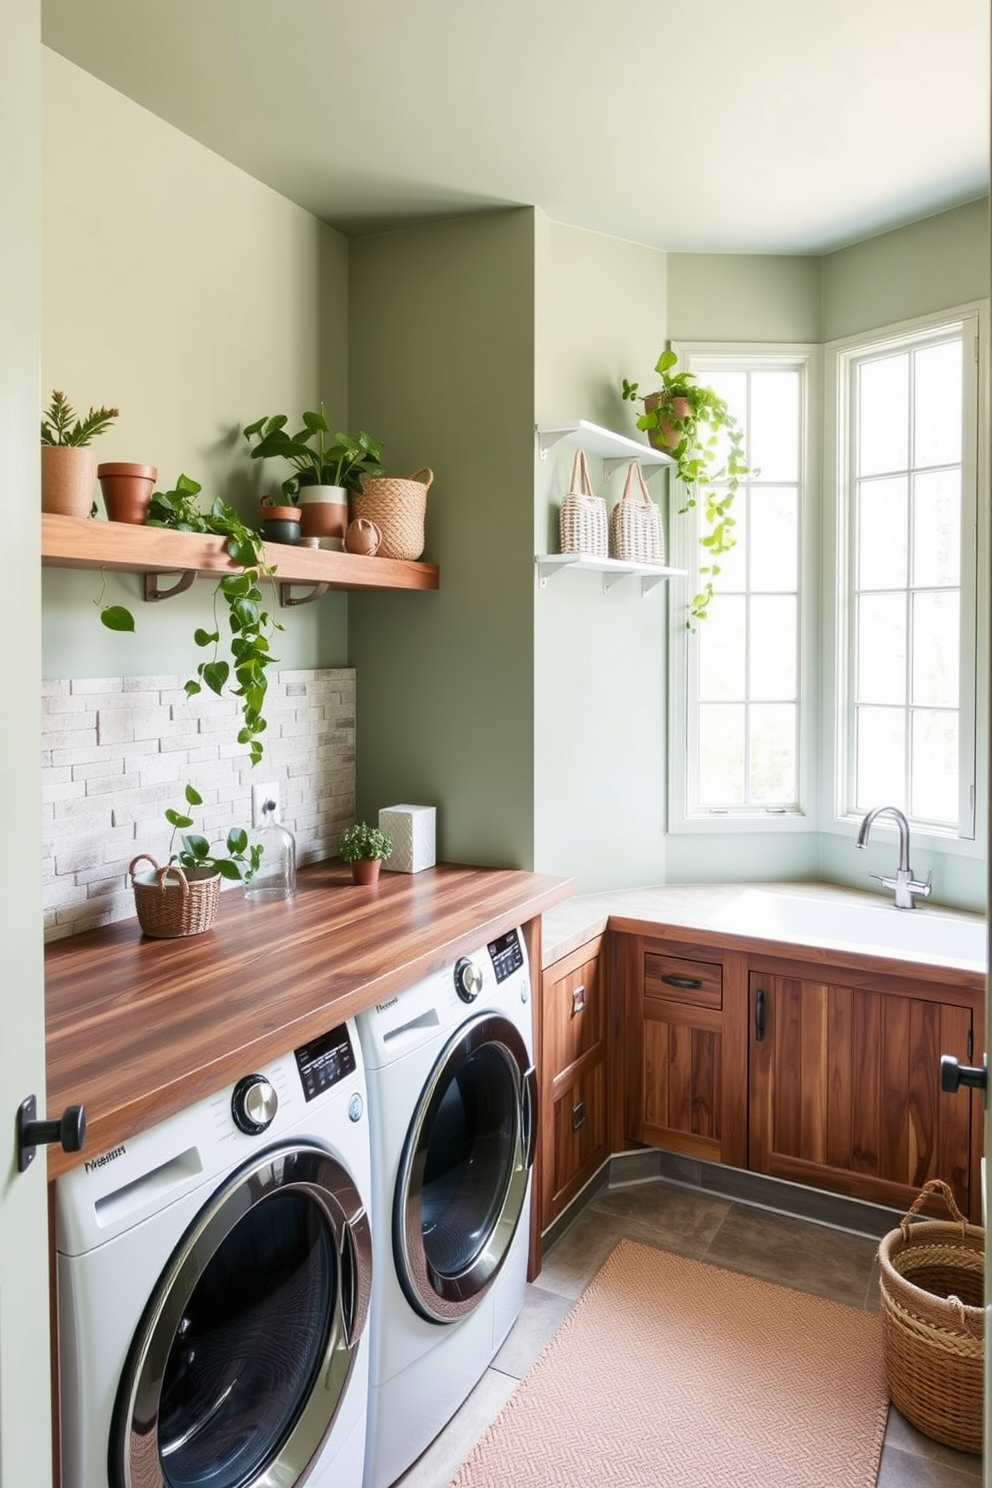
[710,888,987,972]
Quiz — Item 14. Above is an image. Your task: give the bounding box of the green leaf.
[99,605,135,632]
[226,827,248,854]
[181,833,210,862]
[184,784,204,807]
[201,660,230,696]
[193,627,219,648]
[165,809,194,829]
[214,859,244,881]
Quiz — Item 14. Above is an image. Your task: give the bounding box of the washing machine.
[55,1018,373,1488]
[357,926,535,1488]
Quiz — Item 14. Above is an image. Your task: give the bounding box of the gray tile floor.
[395,1174,985,1488]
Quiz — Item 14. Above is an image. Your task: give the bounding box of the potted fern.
[41,389,119,518]
[622,351,752,623]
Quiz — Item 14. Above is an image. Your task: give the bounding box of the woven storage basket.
[353,467,432,560]
[878,1179,984,1454]
[129,855,221,939]
[560,449,607,557]
[610,460,664,564]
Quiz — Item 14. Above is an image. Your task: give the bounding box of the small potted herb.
[338,821,394,885]
[41,389,119,518]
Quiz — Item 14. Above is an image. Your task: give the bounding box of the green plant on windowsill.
[621,350,753,625]
[97,473,282,768]
[243,404,384,498]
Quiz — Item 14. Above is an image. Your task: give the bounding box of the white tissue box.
[379,804,436,874]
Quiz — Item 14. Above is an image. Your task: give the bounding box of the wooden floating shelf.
[41,514,439,602]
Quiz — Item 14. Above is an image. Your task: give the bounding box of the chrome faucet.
[855,805,932,909]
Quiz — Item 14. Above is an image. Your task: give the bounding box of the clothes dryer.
[56,1019,373,1488]
[357,928,535,1488]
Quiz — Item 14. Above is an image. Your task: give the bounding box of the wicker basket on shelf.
[877,1179,984,1454]
[352,467,433,560]
[129,855,221,938]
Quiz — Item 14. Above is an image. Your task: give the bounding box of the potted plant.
[129,784,262,937]
[259,493,303,544]
[98,463,158,524]
[622,350,752,624]
[339,821,394,885]
[41,389,119,517]
[244,406,383,550]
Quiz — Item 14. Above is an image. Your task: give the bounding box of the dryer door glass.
[395,1013,534,1322]
[110,1143,372,1488]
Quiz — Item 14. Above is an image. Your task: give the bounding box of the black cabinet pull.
[572,1101,586,1131]
[661,974,703,990]
[755,988,765,1042]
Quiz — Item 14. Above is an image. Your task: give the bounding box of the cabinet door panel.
[642,1009,722,1160]
[550,950,605,1075]
[551,1061,608,1212]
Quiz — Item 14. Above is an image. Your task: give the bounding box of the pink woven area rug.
[450,1238,888,1488]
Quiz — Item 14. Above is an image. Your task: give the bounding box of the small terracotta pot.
[351,858,382,885]
[98,463,158,523]
[41,446,98,517]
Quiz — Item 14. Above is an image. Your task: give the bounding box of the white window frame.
[667,342,820,836]
[820,301,988,859]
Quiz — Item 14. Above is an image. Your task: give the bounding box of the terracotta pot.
[351,858,382,885]
[644,391,692,454]
[296,484,349,549]
[260,503,303,544]
[41,446,98,517]
[98,462,158,523]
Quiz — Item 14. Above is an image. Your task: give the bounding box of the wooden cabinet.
[538,935,610,1228]
[620,934,747,1170]
[747,954,981,1219]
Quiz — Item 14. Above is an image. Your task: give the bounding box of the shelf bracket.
[536,429,569,461]
[639,574,668,597]
[603,457,665,481]
[144,570,196,602]
[279,580,332,608]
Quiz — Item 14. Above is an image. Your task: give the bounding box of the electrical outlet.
[252,782,280,826]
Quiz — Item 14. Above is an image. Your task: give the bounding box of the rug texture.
[449,1238,888,1488]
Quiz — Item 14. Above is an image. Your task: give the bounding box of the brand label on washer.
[84,1144,126,1174]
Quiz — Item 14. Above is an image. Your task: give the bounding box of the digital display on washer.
[294,1023,356,1101]
[488,927,523,983]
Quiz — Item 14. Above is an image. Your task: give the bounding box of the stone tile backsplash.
[42,668,356,942]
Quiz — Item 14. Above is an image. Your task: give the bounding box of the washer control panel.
[231,1074,278,1135]
[294,1022,357,1101]
[488,927,524,984]
[454,956,484,1003]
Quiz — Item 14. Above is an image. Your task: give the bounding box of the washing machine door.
[394,1011,537,1323]
[109,1142,372,1488]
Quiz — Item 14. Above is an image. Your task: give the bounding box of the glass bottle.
[245,798,297,902]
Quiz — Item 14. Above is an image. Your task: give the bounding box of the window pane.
[857,594,906,704]
[705,369,747,473]
[698,703,745,804]
[859,354,908,476]
[698,596,746,701]
[911,710,958,822]
[858,476,907,590]
[912,469,960,587]
[750,703,796,802]
[750,596,796,699]
[856,706,906,809]
[912,591,959,708]
[750,488,798,591]
[914,341,962,469]
[714,487,747,591]
[750,372,799,481]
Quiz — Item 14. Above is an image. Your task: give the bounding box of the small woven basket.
[877,1179,984,1454]
[610,460,664,564]
[129,855,221,939]
[560,449,607,558]
[353,467,433,560]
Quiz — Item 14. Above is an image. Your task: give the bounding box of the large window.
[668,346,816,831]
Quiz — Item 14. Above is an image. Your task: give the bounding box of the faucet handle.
[909,869,933,900]
[870,872,896,890]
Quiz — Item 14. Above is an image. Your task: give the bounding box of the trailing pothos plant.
[165,783,262,882]
[98,473,281,767]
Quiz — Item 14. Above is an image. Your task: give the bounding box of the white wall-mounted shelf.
[535,553,686,597]
[536,420,673,479]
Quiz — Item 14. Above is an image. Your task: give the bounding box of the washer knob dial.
[232,1074,278,1135]
[454,957,484,1003]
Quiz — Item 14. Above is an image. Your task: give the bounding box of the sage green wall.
[533,217,673,890]
[347,211,537,868]
[822,197,990,341]
[40,49,350,680]
[667,254,823,343]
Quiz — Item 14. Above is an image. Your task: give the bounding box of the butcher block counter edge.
[45,859,573,1180]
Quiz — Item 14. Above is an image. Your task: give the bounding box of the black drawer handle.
[572,1101,586,1131]
[755,988,765,1043]
[661,974,703,990]
[571,984,587,1015]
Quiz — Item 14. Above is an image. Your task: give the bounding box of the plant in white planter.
[244,406,384,548]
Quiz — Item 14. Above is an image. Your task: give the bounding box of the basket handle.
[129,854,159,884]
[899,1178,969,1238]
[406,467,434,490]
[568,450,595,498]
[620,460,652,507]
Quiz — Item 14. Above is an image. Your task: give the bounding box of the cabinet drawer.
[552,1060,608,1204]
[547,949,605,1077]
[644,952,722,1010]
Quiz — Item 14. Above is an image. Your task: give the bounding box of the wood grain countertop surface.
[44,859,573,1180]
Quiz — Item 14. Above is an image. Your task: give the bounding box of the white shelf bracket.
[603,457,665,481]
[536,429,569,461]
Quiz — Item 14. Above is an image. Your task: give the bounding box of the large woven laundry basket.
[877,1179,984,1454]
[129,855,221,938]
[353,467,432,560]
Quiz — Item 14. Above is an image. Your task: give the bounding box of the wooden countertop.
[45,859,573,1180]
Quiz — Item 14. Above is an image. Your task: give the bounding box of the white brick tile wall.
[42,667,356,943]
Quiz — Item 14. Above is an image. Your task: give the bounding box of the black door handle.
[754,988,765,1043]
[940,1054,987,1096]
[17,1095,86,1173]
